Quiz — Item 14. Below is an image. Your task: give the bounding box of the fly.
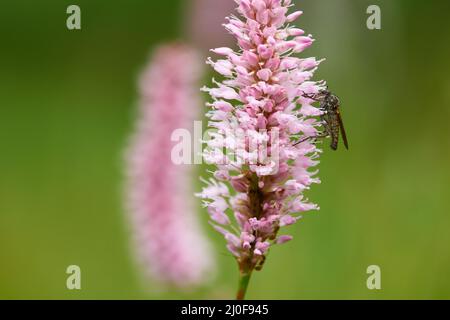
[295,89,349,150]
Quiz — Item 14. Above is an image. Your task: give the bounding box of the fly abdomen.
[330,135,338,150]
[329,118,340,150]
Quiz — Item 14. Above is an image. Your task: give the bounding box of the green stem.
[236,271,253,300]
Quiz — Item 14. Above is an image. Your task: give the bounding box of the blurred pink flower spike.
[197,0,324,298]
[126,43,215,289]
[186,0,237,53]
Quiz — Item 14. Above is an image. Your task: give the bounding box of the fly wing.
[336,108,349,150]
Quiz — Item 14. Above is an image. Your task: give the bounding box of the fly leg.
[293,132,328,146]
[302,93,321,101]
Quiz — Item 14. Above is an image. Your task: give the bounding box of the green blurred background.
[1,0,450,299]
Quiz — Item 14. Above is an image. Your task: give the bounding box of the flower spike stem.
[236,271,252,300]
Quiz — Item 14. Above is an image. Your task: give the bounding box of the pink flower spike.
[126,43,215,288]
[198,0,325,286]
